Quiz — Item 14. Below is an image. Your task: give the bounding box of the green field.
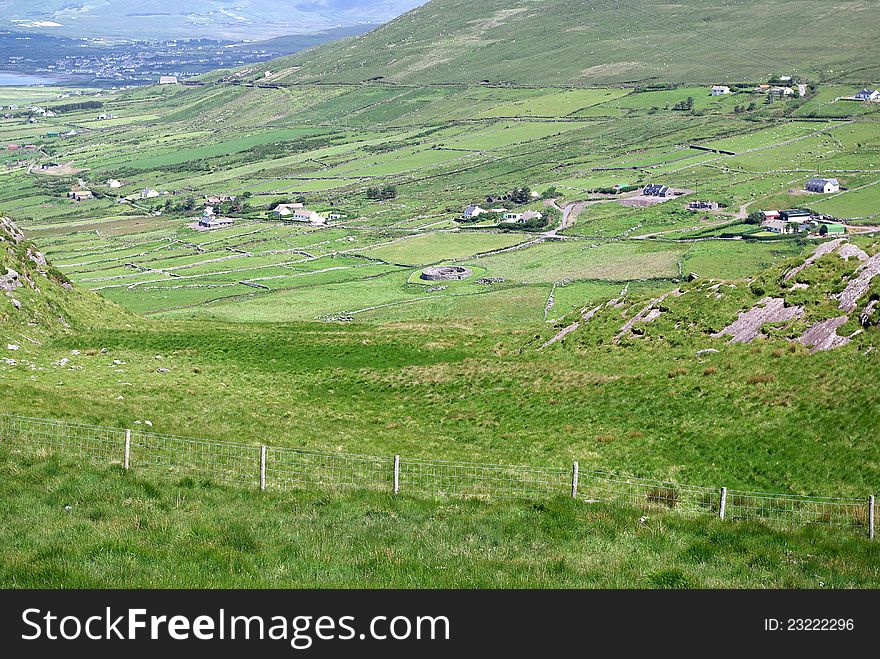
[3,0,880,590]
[2,451,878,588]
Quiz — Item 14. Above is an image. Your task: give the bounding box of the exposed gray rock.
[798,316,851,353]
[783,239,845,282]
[696,349,719,357]
[614,289,682,344]
[838,254,880,313]
[712,297,803,343]
[838,243,869,262]
[0,268,20,291]
[860,300,878,327]
[10,298,21,310]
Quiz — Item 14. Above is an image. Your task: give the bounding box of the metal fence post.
[260,445,267,491]
[123,429,131,470]
[393,455,400,495]
[870,496,875,540]
[719,487,727,520]
[571,461,579,499]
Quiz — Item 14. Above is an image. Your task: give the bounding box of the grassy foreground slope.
[2,450,878,588]
[252,0,880,85]
[3,237,880,497]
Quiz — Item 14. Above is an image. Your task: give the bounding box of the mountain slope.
[255,0,880,85]
[1,217,130,342]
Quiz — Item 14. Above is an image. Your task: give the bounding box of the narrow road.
[543,199,589,238]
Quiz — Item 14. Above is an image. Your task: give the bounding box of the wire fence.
[0,413,875,539]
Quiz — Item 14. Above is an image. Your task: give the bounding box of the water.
[0,71,61,86]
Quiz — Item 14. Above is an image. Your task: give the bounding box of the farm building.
[289,208,327,226]
[106,179,123,188]
[762,210,781,220]
[140,188,161,199]
[463,205,486,219]
[780,209,813,222]
[198,216,235,230]
[854,89,880,101]
[642,184,671,197]
[805,178,840,194]
[769,87,794,99]
[819,223,846,236]
[205,195,236,204]
[687,200,719,211]
[67,190,94,202]
[711,85,731,96]
[272,203,304,217]
[502,210,543,223]
[159,76,179,85]
[762,220,787,234]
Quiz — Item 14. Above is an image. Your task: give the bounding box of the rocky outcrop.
[0,268,20,291]
[783,239,845,282]
[798,316,851,353]
[614,289,682,343]
[712,297,803,343]
[837,253,880,313]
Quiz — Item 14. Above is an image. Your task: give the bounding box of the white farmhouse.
[462,205,486,219]
[805,178,840,194]
[711,85,731,96]
[854,89,880,101]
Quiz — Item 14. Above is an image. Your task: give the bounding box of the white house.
[291,208,327,226]
[711,85,731,96]
[272,202,304,217]
[159,76,179,85]
[854,89,880,101]
[502,210,543,224]
[805,178,840,194]
[463,205,486,219]
[106,179,123,189]
[198,216,235,230]
[769,86,794,99]
[140,188,160,199]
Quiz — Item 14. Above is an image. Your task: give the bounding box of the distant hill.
[0,1,424,40]
[1,217,128,341]
[255,0,880,86]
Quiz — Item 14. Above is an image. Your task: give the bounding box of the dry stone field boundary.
[0,413,875,539]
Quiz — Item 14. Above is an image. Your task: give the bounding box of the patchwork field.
[0,75,877,328]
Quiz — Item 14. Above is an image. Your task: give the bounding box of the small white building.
[198,216,235,230]
[272,202,305,217]
[462,205,486,219]
[291,208,327,226]
[805,178,840,194]
[769,86,794,98]
[106,179,123,188]
[711,85,731,96]
[159,76,179,85]
[140,188,160,199]
[502,210,543,224]
[854,89,880,101]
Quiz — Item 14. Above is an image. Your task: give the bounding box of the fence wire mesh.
[131,429,260,487]
[0,413,124,466]
[0,414,873,537]
[578,470,721,516]
[400,458,569,500]
[724,489,867,529]
[267,447,390,493]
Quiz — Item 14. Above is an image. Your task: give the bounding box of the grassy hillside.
[0,217,131,342]
[250,0,880,86]
[2,449,879,588]
[3,239,880,497]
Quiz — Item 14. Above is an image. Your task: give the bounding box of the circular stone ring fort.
[420,265,472,281]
